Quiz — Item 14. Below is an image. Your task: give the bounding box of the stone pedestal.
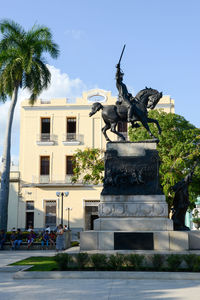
[80,142,180,251]
[94,194,173,231]
[80,230,190,251]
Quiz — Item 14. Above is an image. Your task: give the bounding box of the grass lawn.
[11,256,58,271]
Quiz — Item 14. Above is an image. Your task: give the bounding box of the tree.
[0,19,59,230]
[71,148,104,184]
[128,110,200,210]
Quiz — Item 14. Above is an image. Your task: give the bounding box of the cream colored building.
[0,166,20,231]
[7,89,174,237]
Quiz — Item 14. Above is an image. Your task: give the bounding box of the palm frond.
[0,19,24,36]
[0,19,59,100]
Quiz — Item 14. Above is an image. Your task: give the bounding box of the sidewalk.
[1,272,200,300]
[0,246,80,268]
[0,249,200,300]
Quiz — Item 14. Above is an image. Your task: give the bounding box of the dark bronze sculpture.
[102,146,162,195]
[89,87,162,142]
[172,165,197,231]
[89,46,162,142]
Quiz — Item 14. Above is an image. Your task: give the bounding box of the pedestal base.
[80,230,190,251]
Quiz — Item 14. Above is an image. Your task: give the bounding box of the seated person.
[49,231,56,247]
[10,230,16,250]
[13,228,23,250]
[27,225,34,232]
[41,231,50,249]
[0,230,6,250]
[45,225,51,233]
[27,230,36,249]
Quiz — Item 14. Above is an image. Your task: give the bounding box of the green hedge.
[53,253,200,272]
[5,231,31,242]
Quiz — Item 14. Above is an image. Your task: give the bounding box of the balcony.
[29,175,86,187]
[62,133,81,145]
[36,134,56,145]
[39,175,50,183]
[65,175,73,183]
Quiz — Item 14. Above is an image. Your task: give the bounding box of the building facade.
[7,89,175,237]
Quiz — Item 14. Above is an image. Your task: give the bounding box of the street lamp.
[56,192,69,226]
[65,207,72,229]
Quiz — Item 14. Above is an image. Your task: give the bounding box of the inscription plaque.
[114,232,154,250]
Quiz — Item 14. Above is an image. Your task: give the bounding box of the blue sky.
[1,0,200,164]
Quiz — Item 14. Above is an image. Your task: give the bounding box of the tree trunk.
[0,86,19,230]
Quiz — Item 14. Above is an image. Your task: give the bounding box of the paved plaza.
[0,249,200,299]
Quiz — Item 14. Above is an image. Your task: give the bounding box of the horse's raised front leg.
[140,119,157,140]
[147,118,162,135]
[102,123,111,142]
[110,123,126,141]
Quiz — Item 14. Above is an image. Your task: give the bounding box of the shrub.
[54,253,71,270]
[167,254,183,271]
[76,253,89,269]
[6,231,30,242]
[108,254,125,271]
[193,256,200,272]
[71,241,79,247]
[151,254,165,271]
[90,254,107,270]
[126,254,145,270]
[183,254,198,271]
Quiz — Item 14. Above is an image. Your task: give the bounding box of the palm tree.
[0,19,59,230]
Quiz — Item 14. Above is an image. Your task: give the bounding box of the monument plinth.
[80,142,176,251]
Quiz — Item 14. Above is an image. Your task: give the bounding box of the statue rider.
[115,63,136,122]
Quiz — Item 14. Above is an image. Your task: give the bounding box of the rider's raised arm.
[115,63,121,82]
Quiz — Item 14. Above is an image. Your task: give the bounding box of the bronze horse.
[89,87,162,142]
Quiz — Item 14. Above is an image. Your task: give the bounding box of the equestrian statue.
[89,45,163,142]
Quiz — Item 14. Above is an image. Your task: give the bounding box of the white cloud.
[64,29,85,40]
[39,65,87,101]
[0,65,88,167]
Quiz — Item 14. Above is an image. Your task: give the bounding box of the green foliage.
[192,256,200,272]
[90,254,107,270]
[54,253,71,270]
[11,254,200,272]
[0,19,59,102]
[183,254,199,271]
[129,110,200,209]
[71,148,104,184]
[108,253,125,270]
[71,241,80,247]
[5,231,30,241]
[76,252,89,270]
[166,254,183,271]
[192,218,200,224]
[126,254,145,270]
[151,254,165,270]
